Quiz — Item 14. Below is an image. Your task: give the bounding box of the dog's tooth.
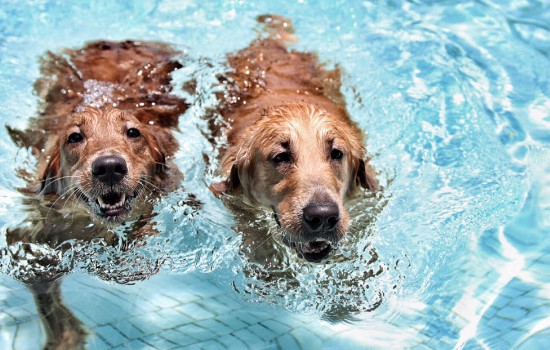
[118,193,126,207]
[96,193,127,210]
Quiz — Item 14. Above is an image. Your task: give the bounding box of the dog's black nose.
[303,202,340,231]
[92,156,128,185]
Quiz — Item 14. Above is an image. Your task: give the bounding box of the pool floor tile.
[109,321,146,340]
[139,334,178,350]
[195,339,227,350]
[94,324,129,347]
[202,297,238,315]
[12,319,45,350]
[483,315,516,333]
[87,334,112,350]
[149,293,183,309]
[495,305,529,320]
[260,319,292,336]
[232,327,267,348]
[234,310,272,326]
[275,333,301,350]
[248,323,278,341]
[516,328,550,350]
[216,314,249,331]
[128,317,173,336]
[491,294,512,310]
[158,329,199,346]
[175,323,214,341]
[177,302,217,321]
[290,327,324,349]
[216,334,251,349]
[194,319,234,336]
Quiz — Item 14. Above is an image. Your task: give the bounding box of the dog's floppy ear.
[225,162,241,191]
[228,161,246,194]
[37,141,62,194]
[142,127,170,175]
[210,140,254,197]
[346,131,379,193]
[217,152,242,194]
[209,162,240,197]
[357,158,379,191]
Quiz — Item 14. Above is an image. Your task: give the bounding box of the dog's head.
[222,103,378,262]
[38,107,170,224]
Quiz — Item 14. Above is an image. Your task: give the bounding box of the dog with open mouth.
[3,40,188,350]
[212,15,379,263]
[37,106,175,225]
[7,40,186,239]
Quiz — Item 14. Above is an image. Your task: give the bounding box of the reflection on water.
[220,190,393,319]
[0,0,549,349]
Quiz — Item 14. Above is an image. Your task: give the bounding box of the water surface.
[1,0,549,349]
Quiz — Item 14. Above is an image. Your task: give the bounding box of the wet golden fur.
[4,40,188,350]
[216,15,378,261]
[37,107,174,224]
[8,40,186,238]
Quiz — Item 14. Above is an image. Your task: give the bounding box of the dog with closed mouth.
[213,15,379,263]
[3,40,188,350]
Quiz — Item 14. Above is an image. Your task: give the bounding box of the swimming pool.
[1,0,549,349]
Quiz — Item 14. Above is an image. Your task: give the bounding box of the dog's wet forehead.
[66,109,142,138]
[257,113,351,158]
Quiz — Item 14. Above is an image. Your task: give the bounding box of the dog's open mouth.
[77,184,140,223]
[97,192,128,217]
[293,239,333,262]
[83,190,136,221]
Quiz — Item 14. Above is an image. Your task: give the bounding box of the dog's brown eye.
[127,128,141,138]
[330,149,343,160]
[272,152,292,164]
[67,132,84,144]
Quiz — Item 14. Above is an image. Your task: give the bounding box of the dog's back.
[221,15,349,145]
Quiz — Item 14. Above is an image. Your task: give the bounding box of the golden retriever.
[3,40,188,350]
[37,107,175,224]
[11,40,185,220]
[214,15,379,262]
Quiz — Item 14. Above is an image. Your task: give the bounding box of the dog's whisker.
[250,227,278,254]
[44,183,80,209]
[136,181,156,198]
[61,187,82,226]
[40,175,81,192]
[139,178,164,194]
[43,184,81,223]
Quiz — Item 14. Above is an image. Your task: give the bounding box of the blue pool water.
[1,0,549,349]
